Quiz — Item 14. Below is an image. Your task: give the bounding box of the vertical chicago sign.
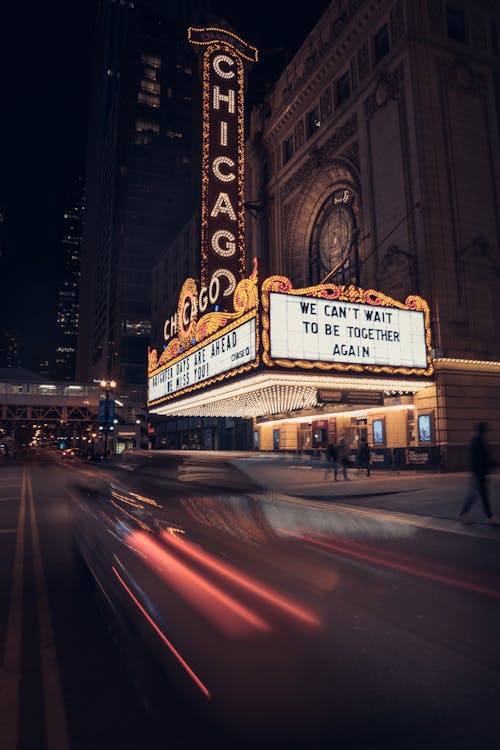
[188,26,258,313]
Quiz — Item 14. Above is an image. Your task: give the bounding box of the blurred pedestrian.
[336,437,349,481]
[325,442,338,480]
[457,422,500,525]
[358,438,371,477]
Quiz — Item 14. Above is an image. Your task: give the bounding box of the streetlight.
[100,379,116,458]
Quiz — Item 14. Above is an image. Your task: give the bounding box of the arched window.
[309,188,357,285]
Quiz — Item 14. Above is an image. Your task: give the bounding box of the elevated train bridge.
[0,371,147,450]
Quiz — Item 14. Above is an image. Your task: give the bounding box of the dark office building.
[0,202,4,260]
[0,331,22,369]
[77,0,213,386]
[54,177,85,381]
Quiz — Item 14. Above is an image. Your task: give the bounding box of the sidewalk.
[233,454,500,539]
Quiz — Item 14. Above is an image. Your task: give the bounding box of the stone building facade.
[245,0,500,469]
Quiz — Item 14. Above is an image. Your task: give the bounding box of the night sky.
[0,0,330,372]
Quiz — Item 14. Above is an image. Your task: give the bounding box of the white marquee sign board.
[269,293,427,369]
[149,317,256,402]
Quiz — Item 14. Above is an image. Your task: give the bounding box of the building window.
[136,120,159,134]
[283,136,294,164]
[138,92,160,108]
[336,72,351,107]
[374,23,390,63]
[307,106,321,138]
[446,5,468,44]
[141,80,160,95]
[140,53,161,69]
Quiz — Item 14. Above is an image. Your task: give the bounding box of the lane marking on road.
[0,496,20,502]
[27,469,70,750]
[0,466,26,750]
[0,528,17,535]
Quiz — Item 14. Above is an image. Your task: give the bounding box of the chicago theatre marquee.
[147,24,440,469]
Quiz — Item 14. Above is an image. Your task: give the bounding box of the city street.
[1,451,499,749]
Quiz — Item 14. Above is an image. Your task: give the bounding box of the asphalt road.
[1,451,499,750]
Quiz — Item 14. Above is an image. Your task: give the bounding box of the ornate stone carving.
[460,237,499,271]
[390,0,405,45]
[280,114,358,201]
[364,66,404,119]
[378,245,416,296]
[439,58,484,97]
[380,245,415,273]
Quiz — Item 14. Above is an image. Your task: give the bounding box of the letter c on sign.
[213,54,235,79]
[212,156,235,182]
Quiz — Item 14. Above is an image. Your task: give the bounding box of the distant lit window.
[123,320,151,336]
[138,92,160,108]
[166,130,183,139]
[136,120,160,134]
[283,135,294,164]
[307,106,321,138]
[141,53,161,69]
[446,5,468,44]
[141,80,160,94]
[336,71,351,107]
[374,24,390,63]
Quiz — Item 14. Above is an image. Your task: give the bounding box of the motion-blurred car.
[70,451,330,748]
[61,448,78,459]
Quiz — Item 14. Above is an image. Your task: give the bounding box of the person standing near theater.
[457,422,500,525]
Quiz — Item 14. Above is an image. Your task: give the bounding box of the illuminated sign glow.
[149,315,257,404]
[149,270,258,373]
[188,27,258,313]
[262,276,433,376]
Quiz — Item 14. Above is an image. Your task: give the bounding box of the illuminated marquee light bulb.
[213,54,235,78]
[211,229,236,257]
[210,192,237,220]
[212,268,236,296]
[189,28,257,314]
[212,156,236,181]
[213,85,235,113]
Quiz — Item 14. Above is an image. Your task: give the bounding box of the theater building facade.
[148,1,500,471]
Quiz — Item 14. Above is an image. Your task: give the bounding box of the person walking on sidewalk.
[457,422,500,525]
[336,437,350,481]
[358,438,371,477]
[325,441,348,480]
